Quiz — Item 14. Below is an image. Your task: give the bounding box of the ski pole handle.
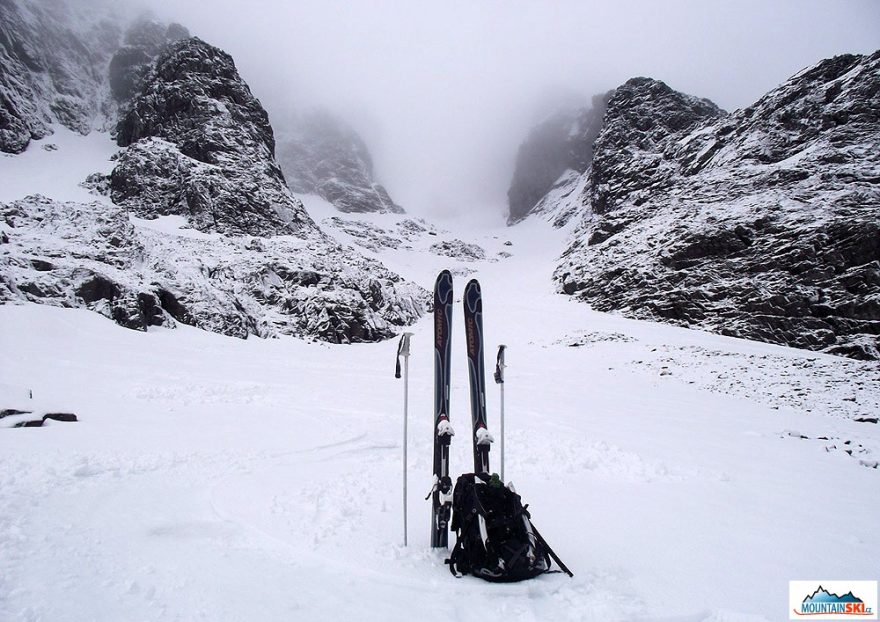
[494,344,507,384]
[495,345,507,481]
[395,332,413,378]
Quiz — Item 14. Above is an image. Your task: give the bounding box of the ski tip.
[435,270,453,288]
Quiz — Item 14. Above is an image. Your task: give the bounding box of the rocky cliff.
[108,16,189,105]
[276,111,403,214]
[0,0,125,153]
[552,51,880,360]
[506,93,610,225]
[278,111,403,214]
[1,1,426,342]
[110,37,314,237]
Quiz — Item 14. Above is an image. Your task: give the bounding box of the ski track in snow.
[1,129,879,621]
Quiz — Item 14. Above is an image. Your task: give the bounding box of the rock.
[111,38,314,237]
[429,239,487,261]
[0,194,427,343]
[507,93,611,225]
[42,412,78,422]
[108,18,189,103]
[80,172,111,196]
[549,50,880,360]
[0,0,123,153]
[2,14,429,343]
[276,110,404,214]
[0,409,31,419]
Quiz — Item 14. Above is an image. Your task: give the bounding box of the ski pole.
[494,345,507,482]
[395,332,414,546]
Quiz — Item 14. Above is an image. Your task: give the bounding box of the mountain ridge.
[515,50,880,360]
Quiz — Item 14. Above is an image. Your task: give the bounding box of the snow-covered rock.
[111,37,313,237]
[108,16,189,105]
[276,110,403,214]
[0,0,123,153]
[428,239,487,261]
[2,12,428,342]
[0,194,426,342]
[506,94,610,225]
[548,51,880,360]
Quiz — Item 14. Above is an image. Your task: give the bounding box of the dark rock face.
[507,93,611,225]
[108,18,189,104]
[276,111,404,214]
[554,51,880,360]
[587,78,725,215]
[111,37,315,236]
[0,0,122,153]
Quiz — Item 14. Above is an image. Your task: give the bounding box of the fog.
[143,0,880,220]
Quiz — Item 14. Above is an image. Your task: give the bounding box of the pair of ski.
[429,270,493,548]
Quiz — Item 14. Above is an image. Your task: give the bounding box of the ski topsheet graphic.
[463,279,493,474]
[430,270,454,548]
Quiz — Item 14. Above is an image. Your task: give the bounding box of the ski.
[463,279,493,474]
[430,270,454,548]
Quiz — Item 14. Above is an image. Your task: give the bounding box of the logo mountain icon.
[803,586,864,604]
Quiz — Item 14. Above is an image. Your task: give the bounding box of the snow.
[0,126,118,205]
[129,214,220,240]
[2,127,879,622]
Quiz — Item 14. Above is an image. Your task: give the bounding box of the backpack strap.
[445,537,464,578]
[530,524,574,578]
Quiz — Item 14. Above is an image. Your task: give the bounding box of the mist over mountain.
[526,53,880,360]
[506,93,611,225]
[2,2,880,620]
[1,1,426,342]
[141,0,880,220]
[275,110,404,215]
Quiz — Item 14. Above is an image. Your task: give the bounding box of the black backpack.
[445,473,573,582]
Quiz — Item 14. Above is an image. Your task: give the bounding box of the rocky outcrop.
[0,0,123,153]
[586,78,725,215]
[553,51,880,360]
[2,11,428,343]
[111,37,314,237]
[276,111,403,214]
[506,93,610,225]
[0,195,426,343]
[108,17,189,104]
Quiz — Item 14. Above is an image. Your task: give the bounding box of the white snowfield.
[1,131,879,622]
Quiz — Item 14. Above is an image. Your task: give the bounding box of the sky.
[142,0,880,221]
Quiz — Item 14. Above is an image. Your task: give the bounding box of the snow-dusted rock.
[553,51,880,360]
[112,37,314,237]
[506,94,610,225]
[276,110,404,214]
[2,16,428,343]
[108,17,189,104]
[429,239,487,261]
[0,195,426,343]
[0,0,123,153]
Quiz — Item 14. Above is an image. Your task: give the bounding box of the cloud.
[140,0,880,220]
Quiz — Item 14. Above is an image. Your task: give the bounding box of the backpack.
[445,473,573,582]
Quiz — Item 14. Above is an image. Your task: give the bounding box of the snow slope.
[1,131,879,622]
